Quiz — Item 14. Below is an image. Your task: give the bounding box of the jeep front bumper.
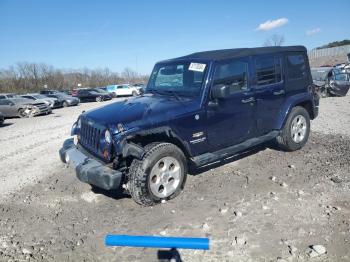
[59,138,123,191]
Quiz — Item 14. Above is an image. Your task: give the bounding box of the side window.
[0,100,10,105]
[0,95,5,99]
[255,56,282,86]
[213,60,248,94]
[287,54,306,79]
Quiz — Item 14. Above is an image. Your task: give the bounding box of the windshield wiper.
[161,90,182,101]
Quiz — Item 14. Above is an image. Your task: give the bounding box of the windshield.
[33,95,48,99]
[146,61,208,97]
[9,98,33,104]
[94,88,106,93]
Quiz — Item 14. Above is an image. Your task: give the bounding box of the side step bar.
[191,130,280,167]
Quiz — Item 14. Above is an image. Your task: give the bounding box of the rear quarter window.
[287,54,306,79]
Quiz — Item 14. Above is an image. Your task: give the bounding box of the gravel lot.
[0,95,349,262]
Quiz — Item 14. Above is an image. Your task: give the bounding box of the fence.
[308,45,350,60]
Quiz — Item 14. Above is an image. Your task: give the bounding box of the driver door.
[206,58,256,149]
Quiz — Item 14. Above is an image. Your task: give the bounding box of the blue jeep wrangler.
[60,46,319,206]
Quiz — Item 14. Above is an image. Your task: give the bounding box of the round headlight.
[77,118,81,129]
[105,130,112,143]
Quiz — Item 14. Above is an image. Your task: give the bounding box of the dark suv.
[60,46,319,206]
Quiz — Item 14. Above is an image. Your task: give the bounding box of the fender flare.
[276,92,315,130]
[117,126,193,159]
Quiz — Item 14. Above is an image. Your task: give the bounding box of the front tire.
[96,96,102,102]
[18,108,28,118]
[63,101,69,107]
[276,106,310,151]
[132,91,138,96]
[128,143,187,206]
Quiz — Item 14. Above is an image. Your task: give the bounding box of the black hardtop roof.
[162,46,307,63]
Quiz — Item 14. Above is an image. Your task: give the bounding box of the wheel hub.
[149,156,181,198]
[291,115,307,143]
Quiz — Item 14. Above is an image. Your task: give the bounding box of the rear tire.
[128,143,187,206]
[276,106,310,151]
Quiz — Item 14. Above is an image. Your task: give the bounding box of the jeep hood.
[83,94,198,128]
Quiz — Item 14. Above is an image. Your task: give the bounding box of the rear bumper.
[59,138,123,191]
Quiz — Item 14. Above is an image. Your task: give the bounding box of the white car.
[106,84,140,97]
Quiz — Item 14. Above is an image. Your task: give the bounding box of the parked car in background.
[311,67,350,97]
[91,88,114,99]
[21,93,62,108]
[97,87,116,97]
[0,93,19,99]
[0,98,51,118]
[45,93,80,107]
[72,88,112,102]
[105,84,140,97]
[40,90,60,95]
[0,112,4,125]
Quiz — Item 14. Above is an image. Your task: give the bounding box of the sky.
[0,0,349,74]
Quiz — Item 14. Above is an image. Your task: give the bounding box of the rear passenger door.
[253,55,285,135]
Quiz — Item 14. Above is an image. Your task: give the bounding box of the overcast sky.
[0,0,349,74]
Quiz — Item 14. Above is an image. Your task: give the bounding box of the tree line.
[0,62,149,93]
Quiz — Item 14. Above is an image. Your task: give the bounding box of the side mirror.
[211,84,230,99]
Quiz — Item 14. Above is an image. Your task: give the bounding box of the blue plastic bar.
[105,235,210,250]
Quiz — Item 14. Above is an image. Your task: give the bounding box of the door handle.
[241,97,255,104]
[273,90,285,95]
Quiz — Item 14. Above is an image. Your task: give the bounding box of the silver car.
[21,93,61,108]
[0,98,51,118]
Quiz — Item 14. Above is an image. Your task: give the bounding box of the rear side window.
[213,60,248,94]
[255,56,282,86]
[287,54,306,79]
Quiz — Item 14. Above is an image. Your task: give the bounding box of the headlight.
[117,123,125,133]
[105,130,112,143]
[77,118,81,129]
[71,118,81,136]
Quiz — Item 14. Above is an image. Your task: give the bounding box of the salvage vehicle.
[72,88,112,102]
[0,112,4,125]
[21,93,62,108]
[91,88,114,99]
[45,93,80,107]
[105,84,140,97]
[0,93,19,99]
[0,98,51,118]
[60,46,319,206]
[311,67,350,97]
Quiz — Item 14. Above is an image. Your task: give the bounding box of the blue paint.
[105,235,210,250]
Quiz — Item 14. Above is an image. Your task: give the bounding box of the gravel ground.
[0,95,349,262]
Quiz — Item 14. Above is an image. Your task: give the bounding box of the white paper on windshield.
[188,63,206,72]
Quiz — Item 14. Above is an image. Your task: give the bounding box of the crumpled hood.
[83,94,198,128]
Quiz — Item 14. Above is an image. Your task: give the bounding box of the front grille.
[79,120,102,154]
